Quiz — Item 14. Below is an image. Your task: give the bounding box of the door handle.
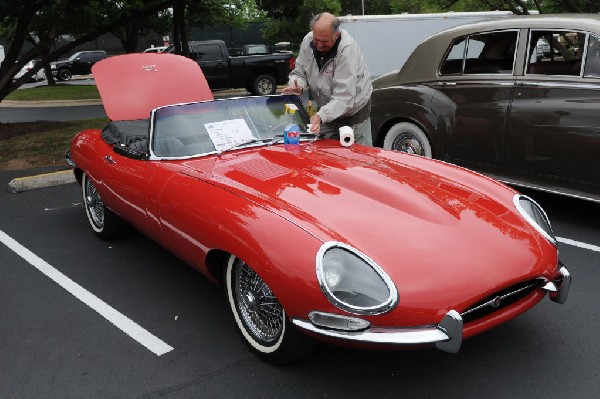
[517,81,538,86]
[435,82,457,86]
[104,155,116,164]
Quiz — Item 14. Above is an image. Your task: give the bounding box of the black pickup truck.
[169,40,295,96]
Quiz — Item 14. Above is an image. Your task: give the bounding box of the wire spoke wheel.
[84,176,105,229]
[81,172,126,240]
[225,255,316,364]
[234,260,284,343]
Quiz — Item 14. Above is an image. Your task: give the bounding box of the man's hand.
[282,79,303,95]
[309,114,321,134]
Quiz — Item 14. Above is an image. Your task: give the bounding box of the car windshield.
[150,95,312,158]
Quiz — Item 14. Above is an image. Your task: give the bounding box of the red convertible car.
[67,54,570,364]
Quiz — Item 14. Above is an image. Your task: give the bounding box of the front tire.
[81,172,126,240]
[251,74,277,95]
[58,68,72,81]
[225,255,315,365]
[383,122,432,158]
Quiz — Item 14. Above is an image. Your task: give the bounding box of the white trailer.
[339,11,515,78]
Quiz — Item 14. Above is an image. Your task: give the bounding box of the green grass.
[0,118,108,169]
[5,85,101,101]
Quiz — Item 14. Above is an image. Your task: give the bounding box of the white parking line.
[557,236,600,253]
[0,229,173,356]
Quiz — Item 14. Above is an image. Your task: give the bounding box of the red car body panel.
[92,53,213,121]
[68,53,569,354]
[70,130,560,329]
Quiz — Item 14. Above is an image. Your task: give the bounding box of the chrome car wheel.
[383,122,432,158]
[85,175,104,229]
[235,260,283,343]
[81,172,126,240]
[225,255,315,364]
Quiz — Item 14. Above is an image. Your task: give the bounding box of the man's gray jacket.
[288,28,372,124]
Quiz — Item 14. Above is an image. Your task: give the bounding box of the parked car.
[65,53,570,365]
[14,60,46,82]
[51,50,107,81]
[166,40,295,95]
[371,14,600,203]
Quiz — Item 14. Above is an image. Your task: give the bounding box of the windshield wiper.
[268,133,322,146]
[217,138,273,156]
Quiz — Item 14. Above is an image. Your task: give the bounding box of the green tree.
[169,0,264,56]
[434,1,600,13]
[339,0,393,15]
[109,6,172,54]
[0,0,172,102]
[0,0,263,101]
[259,0,342,49]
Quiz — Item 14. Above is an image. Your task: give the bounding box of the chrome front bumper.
[292,310,464,353]
[292,266,570,353]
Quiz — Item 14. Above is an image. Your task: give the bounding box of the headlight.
[514,194,557,247]
[316,242,398,315]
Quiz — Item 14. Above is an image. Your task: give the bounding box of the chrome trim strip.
[541,281,557,292]
[513,194,558,247]
[435,310,463,353]
[514,80,600,89]
[292,310,463,353]
[550,266,571,304]
[460,280,539,318]
[497,179,600,205]
[64,149,76,168]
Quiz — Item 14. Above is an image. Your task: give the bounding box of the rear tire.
[251,74,277,95]
[383,122,432,158]
[81,172,126,240]
[225,255,315,365]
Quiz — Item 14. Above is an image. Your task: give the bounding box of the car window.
[192,44,223,62]
[440,30,518,75]
[151,95,310,158]
[584,34,600,78]
[527,30,585,76]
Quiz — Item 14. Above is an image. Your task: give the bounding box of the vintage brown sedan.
[371,14,600,203]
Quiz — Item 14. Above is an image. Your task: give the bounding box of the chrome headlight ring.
[316,241,399,315]
[514,194,557,247]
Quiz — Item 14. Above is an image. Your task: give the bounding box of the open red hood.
[92,53,213,121]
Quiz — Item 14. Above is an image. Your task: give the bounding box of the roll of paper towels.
[339,126,354,147]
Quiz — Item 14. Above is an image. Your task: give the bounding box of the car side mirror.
[113,144,148,160]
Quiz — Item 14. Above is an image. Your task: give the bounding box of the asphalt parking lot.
[2,80,600,397]
[1,164,599,398]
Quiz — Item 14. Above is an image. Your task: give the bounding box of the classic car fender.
[371,85,442,151]
[69,129,113,190]
[153,170,337,319]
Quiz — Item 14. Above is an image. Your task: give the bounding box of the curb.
[8,170,76,193]
[0,99,103,108]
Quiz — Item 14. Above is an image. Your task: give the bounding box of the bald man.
[282,12,373,145]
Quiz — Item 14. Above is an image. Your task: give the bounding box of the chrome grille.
[460,280,541,324]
